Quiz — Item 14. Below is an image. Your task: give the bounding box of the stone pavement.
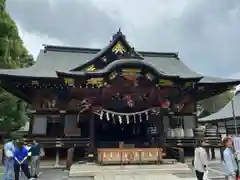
[69,163,190,176]
[69,163,199,180]
[10,148,226,180]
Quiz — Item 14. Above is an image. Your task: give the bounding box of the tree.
[0,0,34,134]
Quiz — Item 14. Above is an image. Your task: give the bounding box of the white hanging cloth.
[100,111,104,120]
[106,112,110,121]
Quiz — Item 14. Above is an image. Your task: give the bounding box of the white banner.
[233,136,240,151]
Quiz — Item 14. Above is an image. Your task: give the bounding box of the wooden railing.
[23,137,90,148]
[160,137,222,147]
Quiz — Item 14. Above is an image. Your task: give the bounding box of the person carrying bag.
[193,140,208,180]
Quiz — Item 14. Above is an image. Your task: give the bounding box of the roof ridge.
[43,44,179,58]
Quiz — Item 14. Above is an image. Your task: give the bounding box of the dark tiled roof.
[199,93,240,122]
[0,46,202,79]
[0,44,239,84]
[0,49,96,78]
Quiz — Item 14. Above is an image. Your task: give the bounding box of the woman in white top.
[223,137,237,180]
[193,140,208,180]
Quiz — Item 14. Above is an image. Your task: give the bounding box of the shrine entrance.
[95,114,150,148]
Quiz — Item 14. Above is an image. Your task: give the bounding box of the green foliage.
[0,0,34,133]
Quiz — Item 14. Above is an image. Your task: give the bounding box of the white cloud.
[6,0,240,77]
[17,23,66,59]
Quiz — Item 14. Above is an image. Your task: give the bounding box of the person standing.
[3,138,15,180]
[193,140,208,180]
[30,138,41,178]
[223,137,238,180]
[13,139,34,180]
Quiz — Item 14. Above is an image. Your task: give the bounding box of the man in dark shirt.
[30,138,41,178]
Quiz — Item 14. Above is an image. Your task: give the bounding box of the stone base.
[69,163,192,179]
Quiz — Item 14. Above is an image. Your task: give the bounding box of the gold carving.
[85,65,96,71]
[121,69,141,73]
[109,71,118,80]
[86,78,104,88]
[185,82,192,87]
[112,41,126,54]
[64,78,74,86]
[158,79,173,86]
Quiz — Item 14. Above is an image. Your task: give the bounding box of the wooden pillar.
[224,120,228,135]
[88,113,95,161]
[29,117,34,136]
[157,115,164,147]
[60,112,66,137]
[158,115,164,147]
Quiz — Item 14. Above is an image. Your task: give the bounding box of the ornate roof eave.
[57,59,183,79]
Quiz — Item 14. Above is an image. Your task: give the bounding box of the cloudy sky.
[5,0,240,78]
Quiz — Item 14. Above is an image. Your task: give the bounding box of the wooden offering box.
[97,148,165,165]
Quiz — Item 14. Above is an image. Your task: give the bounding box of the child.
[13,139,34,180]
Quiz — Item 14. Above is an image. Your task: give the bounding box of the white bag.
[5,150,13,157]
[203,170,209,180]
[40,148,45,157]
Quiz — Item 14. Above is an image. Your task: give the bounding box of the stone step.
[70,168,191,177]
[70,163,188,171]
[93,173,192,180]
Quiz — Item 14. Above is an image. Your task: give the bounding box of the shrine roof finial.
[118,28,122,33]
[112,28,125,40]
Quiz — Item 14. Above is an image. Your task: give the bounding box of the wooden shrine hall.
[0,30,239,165]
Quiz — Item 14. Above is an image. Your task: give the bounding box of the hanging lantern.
[161,99,170,109]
